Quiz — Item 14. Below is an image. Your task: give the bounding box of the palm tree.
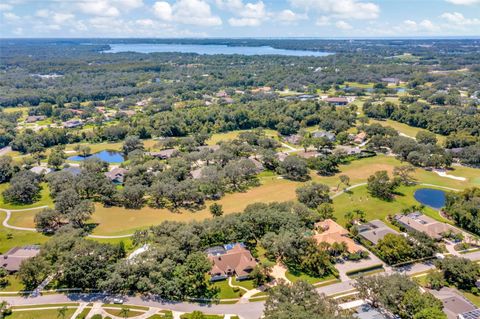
[57,306,68,319]
[119,307,130,319]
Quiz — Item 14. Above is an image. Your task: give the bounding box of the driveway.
[334,251,385,282]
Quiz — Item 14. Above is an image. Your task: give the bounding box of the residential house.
[284,134,302,145]
[30,166,52,175]
[357,220,400,245]
[251,86,272,94]
[147,149,178,160]
[105,167,128,184]
[355,304,389,319]
[216,91,229,98]
[429,287,478,319]
[324,97,349,106]
[395,212,458,240]
[296,150,321,159]
[312,131,336,141]
[459,309,480,319]
[354,132,367,144]
[63,119,83,128]
[336,145,362,155]
[313,219,363,253]
[196,145,220,152]
[381,77,400,85]
[25,115,46,123]
[207,243,257,281]
[0,246,41,273]
[276,152,288,162]
[62,166,82,176]
[248,156,265,173]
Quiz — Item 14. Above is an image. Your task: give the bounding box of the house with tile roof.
[207,243,257,281]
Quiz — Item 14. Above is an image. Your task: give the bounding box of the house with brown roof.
[105,167,128,184]
[324,97,349,106]
[395,212,458,240]
[354,132,367,144]
[147,148,178,159]
[0,246,40,273]
[25,115,46,123]
[207,243,257,281]
[313,219,363,253]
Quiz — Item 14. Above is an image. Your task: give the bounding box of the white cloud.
[290,0,379,20]
[336,20,352,29]
[153,1,173,20]
[445,0,480,4]
[77,1,120,17]
[53,13,75,24]
[135,18,156,27]
[396,19,439,33]
[153,0,222,26]
[0,4,13,11]
[276,9,307,23]
[117,0,143,9]
[316,15,331,26]
[441,12,480,25]
[3,12,20,22]
[35,9,50,18]
[217,0,268,27]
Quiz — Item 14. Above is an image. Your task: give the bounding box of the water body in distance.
[103,43,332,57]
[414,188,446,210]
[68,150,125,163]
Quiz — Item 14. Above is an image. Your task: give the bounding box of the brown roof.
[313,219,362,253]
[395,213,457,240]
[105,167,128,181]
[208,244,257,278]
[325,97,349,103]
[296,151,320,159]
[0,246,40,272]
[147,149,177,159]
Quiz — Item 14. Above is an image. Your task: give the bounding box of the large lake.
[103,43,331,57]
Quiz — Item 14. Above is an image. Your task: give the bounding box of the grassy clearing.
[285,271,336,285]
[368,119,446,144]
[11,303,79,309]
[7,308,76,319]
[332,184,450,227]
[0,183,53,210]
[206,129,279,146]
[104,308,145,317]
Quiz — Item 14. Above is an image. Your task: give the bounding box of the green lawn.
[104,308,145,317]
[211,279,242,299]
[231,278,255,290]
[180,313,223,319]
[285,271,336,285]
[0,183,53,210]
[0,274,25,292]
[7,308,76,319]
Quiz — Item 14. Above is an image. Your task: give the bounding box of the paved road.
[0,293,266,319]
[0,146,12,156]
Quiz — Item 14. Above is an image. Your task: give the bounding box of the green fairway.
[0,211,48,253]
[332,184,450,228]
[368,118,446,144]
[0,183,53,210]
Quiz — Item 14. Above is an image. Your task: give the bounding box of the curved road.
[0,183,460,239]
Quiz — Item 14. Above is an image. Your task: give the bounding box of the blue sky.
[1,0,479,38]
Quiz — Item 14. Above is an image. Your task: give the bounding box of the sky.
[1,0,479,38]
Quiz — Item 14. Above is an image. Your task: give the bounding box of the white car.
[112,298,124,304]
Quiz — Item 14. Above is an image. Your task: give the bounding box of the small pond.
[68,150,125,163]
[414,188,446,210]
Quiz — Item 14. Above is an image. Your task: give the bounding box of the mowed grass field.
[368,118,446,144]
[0,183,53,210]
[6,309,77,319]
[4,155,480,237]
